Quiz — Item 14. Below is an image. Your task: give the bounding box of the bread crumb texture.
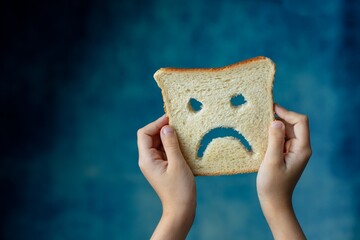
[154,56,275,176]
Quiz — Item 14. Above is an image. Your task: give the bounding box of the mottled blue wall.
[1,0,360,239]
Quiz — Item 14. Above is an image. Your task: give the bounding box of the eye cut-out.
[188,98,202,112]
[230,94,246,107]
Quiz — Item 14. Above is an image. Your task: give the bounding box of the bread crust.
[154,56,270,74]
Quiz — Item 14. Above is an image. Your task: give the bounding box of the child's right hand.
[256,104,312,240]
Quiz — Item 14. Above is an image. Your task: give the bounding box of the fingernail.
[272,121,283,129]
[162,126,174,135]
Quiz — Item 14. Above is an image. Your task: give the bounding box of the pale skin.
[137,104,311,240]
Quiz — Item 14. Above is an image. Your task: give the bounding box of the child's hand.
[137,115,196,240]
[256,104,312,240]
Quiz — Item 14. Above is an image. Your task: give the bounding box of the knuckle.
[299,146,312,159]
[163,137,178,149]
[306,147,313,158]
[165,143,179,154]
[270,129,284,140]
[138,155,150,171]
[137,128,143,137]
[299,114,309,124]
[138,158,145,170]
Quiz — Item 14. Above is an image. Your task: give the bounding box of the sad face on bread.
[154,57,275,176]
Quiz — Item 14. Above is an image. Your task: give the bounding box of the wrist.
[259,195,293,214]
[162,201,196,224]
[259,198,306,240]
[261,200,295,223]
[151,206,195,240]
[162,209,195,228]
[162,195,197,218]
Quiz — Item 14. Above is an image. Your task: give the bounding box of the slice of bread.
[154,56,275,176]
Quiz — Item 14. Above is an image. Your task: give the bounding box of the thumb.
[160,125,184,165]
[264,121,285,166]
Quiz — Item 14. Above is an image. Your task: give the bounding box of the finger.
[274,104,303,125]
[264,120,285,167]
[274,114,295,140]
[274,104,297,139]
[160,125,184,167]
[137,114,168,152]
[275,104,310,148]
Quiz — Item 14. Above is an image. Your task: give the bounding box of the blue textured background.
[1,0,360,239]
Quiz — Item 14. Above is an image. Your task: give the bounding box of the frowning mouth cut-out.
[197,127,252,158]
